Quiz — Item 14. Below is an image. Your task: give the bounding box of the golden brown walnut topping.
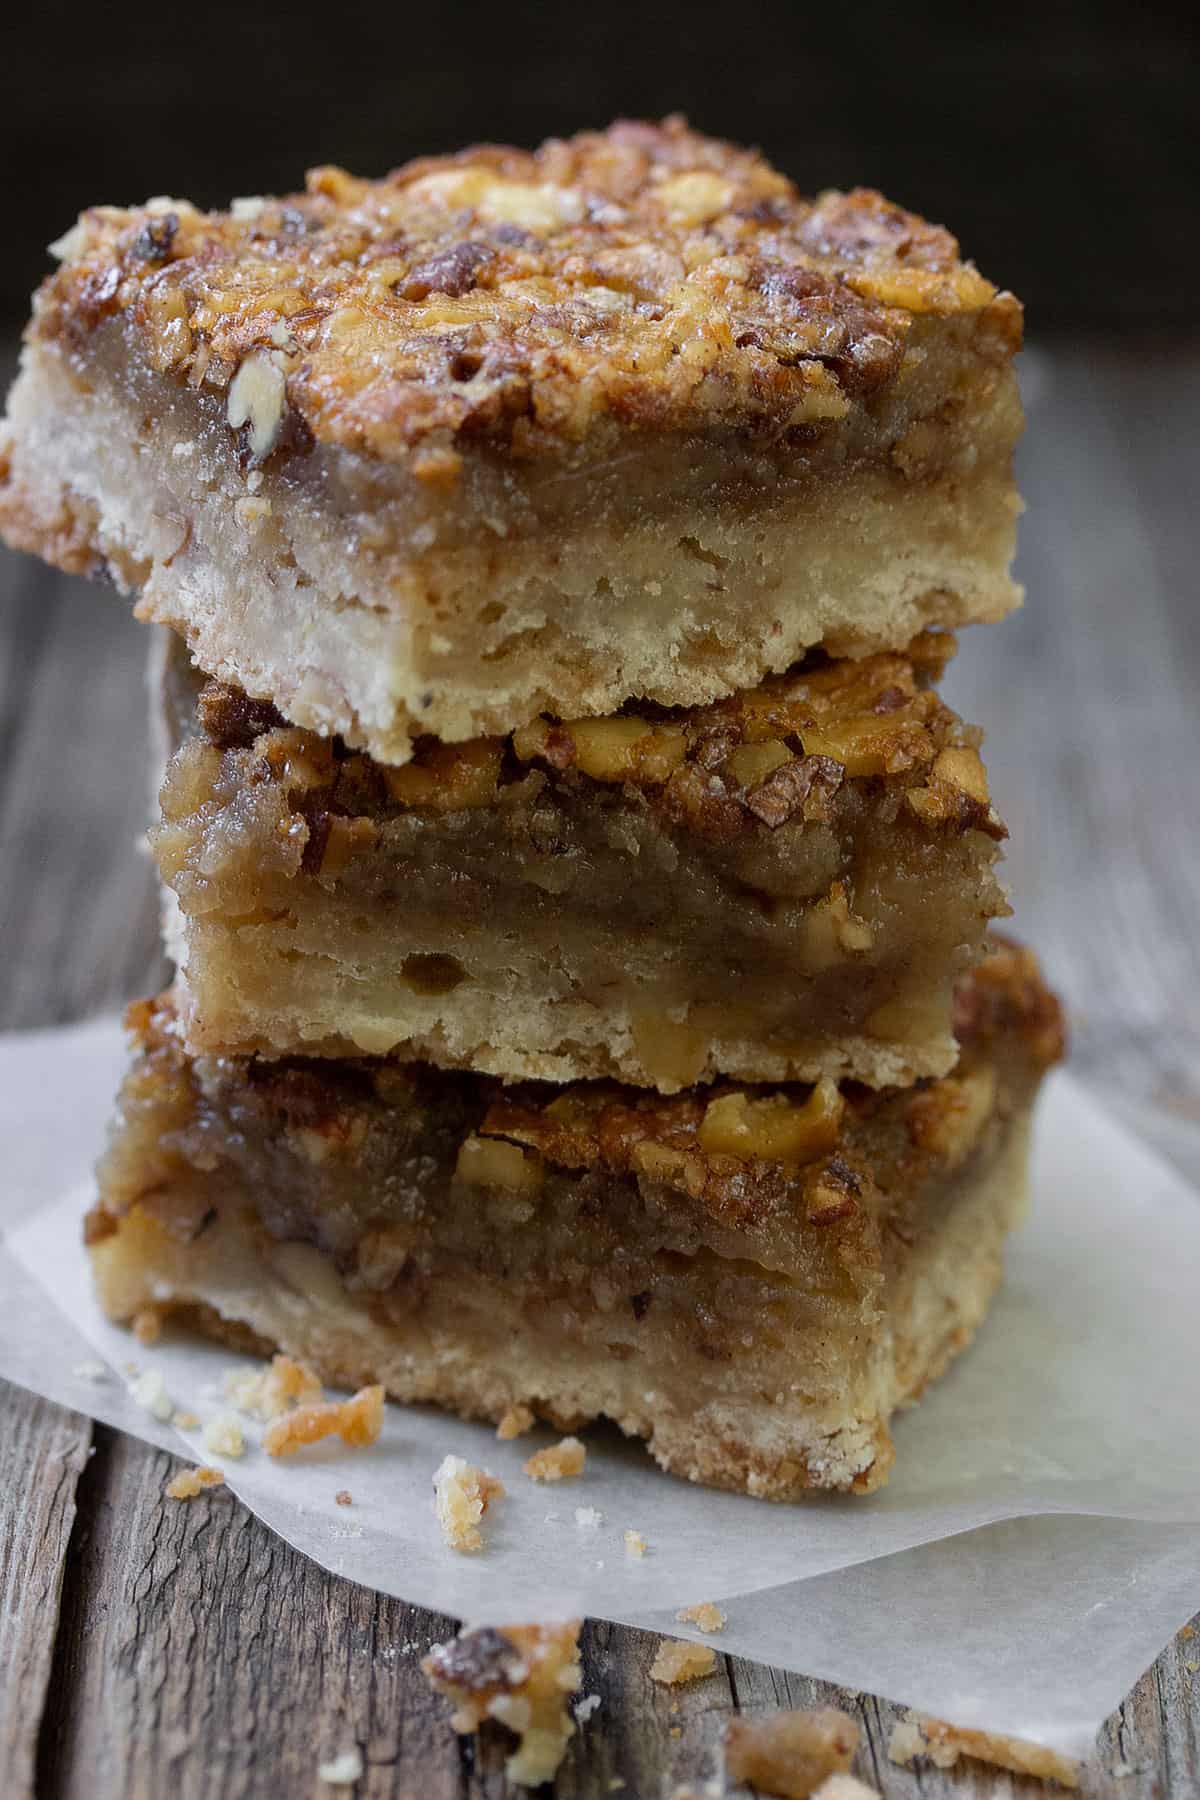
[906,1066,998,1169]
[698,1077,844,1163]
[31,119,1016,464]
[456,1134,544,1196]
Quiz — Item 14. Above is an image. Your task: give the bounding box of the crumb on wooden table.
[317,1747,363,1785]
[203,1413,246,1458]
[523,1436,586,1482]
[649,1639,717,1686]
[131,1369,173,1421]
[497,1403,535,1440]
[887,1710,1079,1787]
[263,1384,384,1458]
[676,1601,726,1633]
[433,1453,505,1552]
[423,1621,581,1785]
[165,1464,225,1501]
[724,1706,859,1798]
[224,1352,323,1419]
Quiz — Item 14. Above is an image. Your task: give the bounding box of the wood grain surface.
[0,340,1197,1796]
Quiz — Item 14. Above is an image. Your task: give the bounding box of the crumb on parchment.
[649,1639,716,1686]
[423,1621,581,1785]
[131,1369,173,1421]
[888,1710,1079,1787]
[264,1384,384,1458]
[335,1489,353,1506]
[574,1506,603,1528]
[523,1436,586,1482]
[623,1529,647,1558]
[224,1352,323,1419]
[73,1360,107,1381]
[724,1707,859,1798]
[433,1454,505,1552]
[676,1601,725,1633]
[203,1413,246,1458]
[132,1306,163,1345]
[497,1404,535,1440]
[165,1464,225,1500]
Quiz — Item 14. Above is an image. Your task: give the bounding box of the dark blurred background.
[1,0,1196,331]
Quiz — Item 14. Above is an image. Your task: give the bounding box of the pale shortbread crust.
[2,338,1019,763]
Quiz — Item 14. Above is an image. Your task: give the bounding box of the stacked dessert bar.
[0,118,1062,1497]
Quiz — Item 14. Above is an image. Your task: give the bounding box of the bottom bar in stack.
[89,941,1062,1499]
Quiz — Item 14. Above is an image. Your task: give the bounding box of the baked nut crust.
[155,634,1008,1090]
[88,942,1062,1500]
[1,119,1023,758]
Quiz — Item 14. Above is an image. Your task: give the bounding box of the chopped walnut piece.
[263,1383,384,1457]
[649,1640,717,1685]
[523,1436,587,1482]
[887,1711,1079,1787]
[422,1621,581,1786]
[224,1352,324,1419]
[497,1404,536,1440]
[132,1306,163,1345]
[675,1601,726,1633]
[724,1707,859,1798]
[165,1464,225,1500]
[698,1077,844,1163]
[433,1454,506,1552]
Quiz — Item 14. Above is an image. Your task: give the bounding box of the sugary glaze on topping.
[179,633,1006,853]
[34,116,1020,463]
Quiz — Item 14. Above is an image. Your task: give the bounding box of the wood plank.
[0,1388,92,1800]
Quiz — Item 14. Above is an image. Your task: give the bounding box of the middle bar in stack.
[155,631,1007,1090]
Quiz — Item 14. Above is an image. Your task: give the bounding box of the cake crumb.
[335,1489,353,1506]
[649,1639,717,1686]
[264,1384,384,1458]
[811,1778,880,1799]
[523,1436,586,1482]
[224,1352,323,1419]
[172,1409,200,1429]
[623,1529,648,1558]
[131,1369,173,1422]
[203,1413,246,1459]
[676,1601,726,1633]
[725,1708,859,1798]
[132,1306,163,1345]
[423,1621,581,1785]
[165,1464,225,1500]
[72,1360,107,1381]
[317,1747,363,1785]
[887,1711,1079,1787]
[497,1404,535,1440]
[575,1693,602,1723]
[574,1506,603,1528]
[433,1454,505,1552]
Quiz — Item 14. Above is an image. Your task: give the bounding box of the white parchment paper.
[2,1017,1198,1760]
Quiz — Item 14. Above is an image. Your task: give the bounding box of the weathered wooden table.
[1,343,1197,1796]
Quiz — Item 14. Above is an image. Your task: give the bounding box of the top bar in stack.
[0,117,1023,764]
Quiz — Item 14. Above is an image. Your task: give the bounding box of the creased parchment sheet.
[1,1017,1197,1761]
